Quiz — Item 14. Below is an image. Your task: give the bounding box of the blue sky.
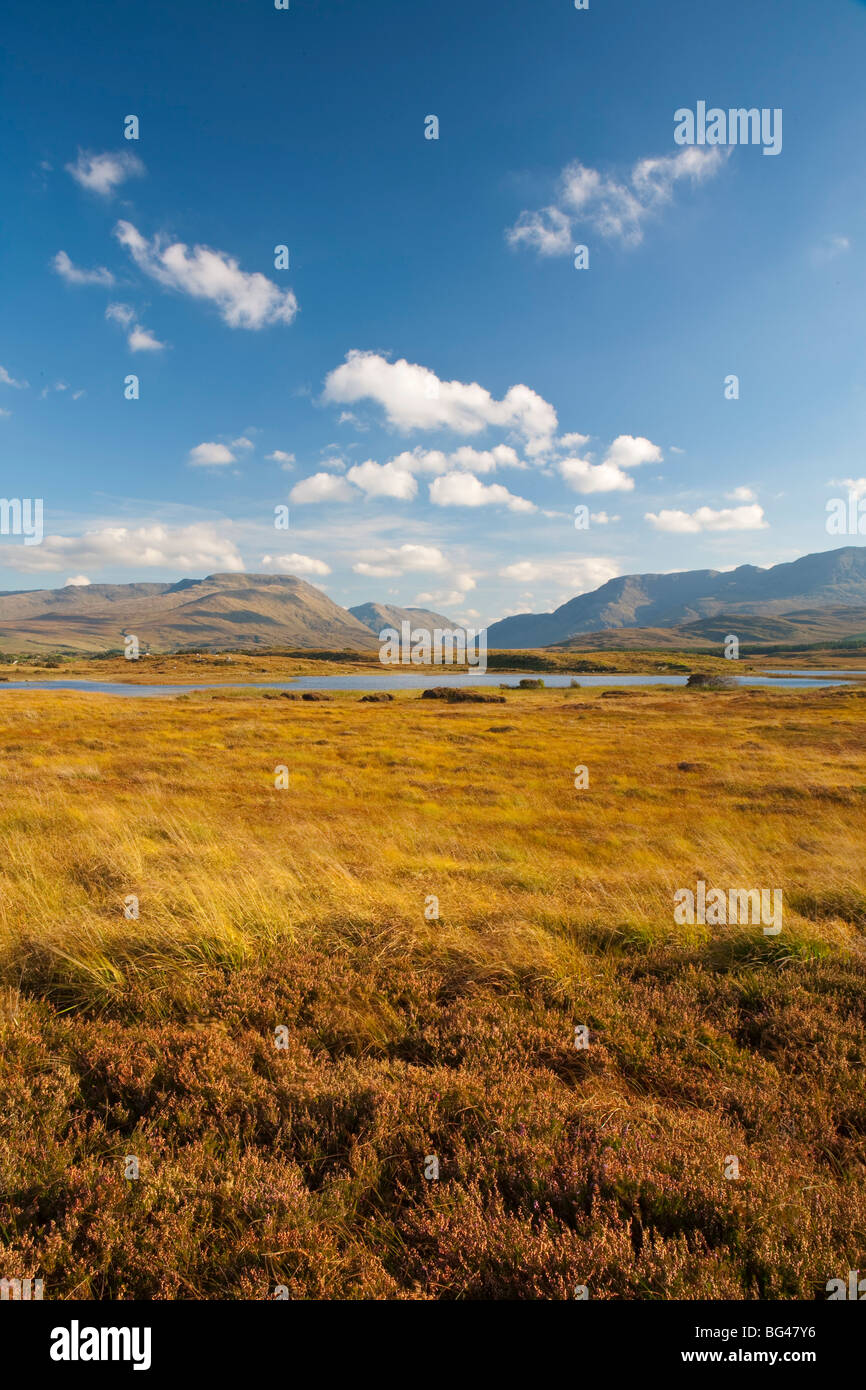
[1,0,865,624]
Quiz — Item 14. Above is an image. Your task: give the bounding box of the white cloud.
[345,459,417,500]
[231,436,254,451]
[260,553,331,576]
[508,147,727,253]
[114,221,298,329]
[726,486,756,502]
[645,504,767,533]
[558,434,662,493]
[267,450,295,468]
[506,205,573,257]
[317,451,348,472]
[448,444,523,473]
[188,442,236,467]
[377,444,521,477]
[604,435,663,471]
[106,302,166,352]
[53,251,115,286]
[499,557,620,590]
[558,458,634,492]
[106,303,135,327]
[0,408,10,418]
[64,575,91,586]
[289,472,356,504]
[415,571,478,610]
[66,149,145,197]
[429,471,535,512]
[323,351,557,456]
[8,522,243,574]
[128,325,165,352]
[0,366,28,389]
[387,448,450,476]
[352,543,448,579]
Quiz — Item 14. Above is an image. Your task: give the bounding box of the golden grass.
[0,682,864,1298]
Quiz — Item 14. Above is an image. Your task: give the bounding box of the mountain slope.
[549,606,866,650]
[487,547,866,648]
[0,574,380,654]
[349,602,455,636]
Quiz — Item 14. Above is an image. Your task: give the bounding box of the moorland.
[0,672,864,1298]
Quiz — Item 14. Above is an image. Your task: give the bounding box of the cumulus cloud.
[352,544,448,579]
[114,221,298,329]
[345,459,417,500]
[429,471,535,512]
[188,442,236,467]
[66,149,145,197]
[53,251,115,286]
[260,553,331,576]
[381,444,524,477]
[448,444,524,473]
[645,504,767,533]
[323,351,557,456]
[8,522,243,573]
[289,472,356,504]
[726,486,756,502]
[106,302,166,352]
[127,324,165,353]
[508,147,727,253]
[558,434,662,493]
[267,450,295,468]
[64,575,91,586]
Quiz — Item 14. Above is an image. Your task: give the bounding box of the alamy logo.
[674,880,783,935]
[674,103,782,156]
[826,1270,866,1300]
[50,1320,152,1371]
[826,491,866,536]
[379,622,487,674]
[0,497,43,545]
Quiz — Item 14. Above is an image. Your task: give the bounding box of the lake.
[0,671,854,697]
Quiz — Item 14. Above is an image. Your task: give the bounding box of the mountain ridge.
[2,547,865,654]
[486,547,866,648]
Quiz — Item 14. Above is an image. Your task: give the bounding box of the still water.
[0,672,853,697]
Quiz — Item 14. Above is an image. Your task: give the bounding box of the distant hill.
[349,602,455,636]
[486,547,866,649]
[549,606,866,650]
[0,574,380,654]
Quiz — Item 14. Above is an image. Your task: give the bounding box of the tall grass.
[0,683,864,1298]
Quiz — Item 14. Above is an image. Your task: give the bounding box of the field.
[1,679,865,1299]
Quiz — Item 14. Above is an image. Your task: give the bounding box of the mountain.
[486,547,866,648]
[549,606,866,650]
[0,574,379,654]
[349,602,455,635]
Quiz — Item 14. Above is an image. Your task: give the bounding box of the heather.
[0,681,864,1299]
